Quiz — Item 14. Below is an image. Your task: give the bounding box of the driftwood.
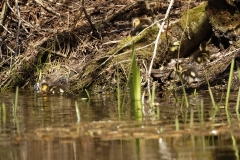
[152,42,240,90]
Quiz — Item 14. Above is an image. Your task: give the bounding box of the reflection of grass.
[2,103,6,126]
[14,86,19,115]
[190,108,194,128]
[75,101,81,122]
[150,82,156,107]
[175,117,179,131]
[13,86,20,134]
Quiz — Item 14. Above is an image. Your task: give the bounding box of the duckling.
[48,85,66,95]
[130,18,152,36]
[41,83,49,94]
[181,68,201,83]
[174,62,184,73]
[191,42,210,65]
[174,63,201,83]
[41,83,66,95]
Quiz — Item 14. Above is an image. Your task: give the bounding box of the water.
[0,90,239,160]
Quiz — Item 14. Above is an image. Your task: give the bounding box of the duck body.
[130,18,152,36]
[191,42,210,65]
[48,85,66,95]
[181,68,201,83]
[174,63,201,84]
[34,76,68,95]
[41,83,66,95]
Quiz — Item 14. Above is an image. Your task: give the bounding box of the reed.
[120,43,141,108]
[129,44,141,101]
[225,59,235,109]
[116,57,121,109]
[231,134,239,160]
[236,65,240,120]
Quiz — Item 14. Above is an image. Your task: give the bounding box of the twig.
[34,0,60,16]
[15,0,21,56]
[71,5,84,30]
[0,0,8,29]
[144,1,156,22]
[72,0,101,39]
[81,0,101,39]
[147,0,175,100]
[5,1,33,29]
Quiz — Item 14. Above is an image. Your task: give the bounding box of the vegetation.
[0,0,238,95]
[0,1,240,159]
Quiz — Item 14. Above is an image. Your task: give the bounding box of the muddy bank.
[0,0,239,94]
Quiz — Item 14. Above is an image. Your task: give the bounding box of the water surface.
[0,91,239,160]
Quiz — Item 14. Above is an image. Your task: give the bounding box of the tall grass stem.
[225,59,235,109]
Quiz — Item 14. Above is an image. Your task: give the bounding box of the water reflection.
[0,91,239,159]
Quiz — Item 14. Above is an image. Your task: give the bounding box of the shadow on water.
[0,90,240,160]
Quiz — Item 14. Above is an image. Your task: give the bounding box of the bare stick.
[34,0,60,16]
[81,0,101,39]
[14,0,23,57]
[0,0,8,29]
[147,0,175,100]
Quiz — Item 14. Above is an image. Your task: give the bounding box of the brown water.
[0,90,239,160]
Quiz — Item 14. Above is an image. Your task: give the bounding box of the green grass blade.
[225,59,235,109]
[84,89,91,100]
[130,44,141,101]
[179,77,189,107]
